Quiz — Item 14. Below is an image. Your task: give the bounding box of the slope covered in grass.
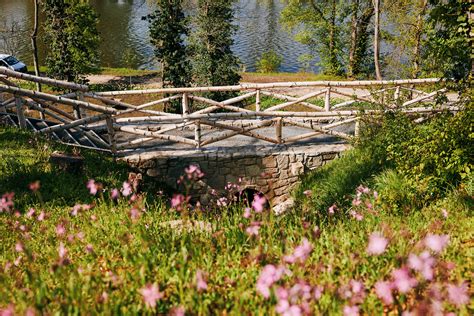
[0,117,472,315]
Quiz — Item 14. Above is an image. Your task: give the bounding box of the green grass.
[0,126,472,315]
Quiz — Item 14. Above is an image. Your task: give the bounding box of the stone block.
[246,165,262,177]
[139,159,156,169]
[290,162,305,176]
[146,168,161,177]
[262,156,277,168]
[276,155,289,168]
[323,153,337,161]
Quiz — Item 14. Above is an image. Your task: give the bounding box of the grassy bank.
[0,115,472,315]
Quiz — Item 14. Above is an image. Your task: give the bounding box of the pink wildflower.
[328,204,337,215]
[130,208,141,221]
[366,232,388,255]
[246,222,261,236]
[56,224,66,236]
[243,207,252,219]
[25,307,36,316]
[26,208,35,218]
[169,306,185,316]
[424,234,449,253]
[284,238,313,264]
[139,283,163,309]
[86,179,98,195]
[0,304,15,316]
[217,197,228,207]
[343,305,359,316]
[447,283,469,307]
[196,270,208,292]
[252,194,267,213]
[171,194,187,211]
[111,189,120,201]
[0,192,14,212]
[276,301,302,316]
[28,181,41,192]
[85,244,94,254]
[15,242,24,253]
[391,268,417,293]
[407,251,435,280]
[256,264,289,298]
[58,242,68,260]
[37,211,45,221]
[303,190,312,197]
[441,209,448,218]
[185,164,204,179]
[375,281,394,304]
[121,181,132,197]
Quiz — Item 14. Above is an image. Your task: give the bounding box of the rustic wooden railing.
[0,67,458,155]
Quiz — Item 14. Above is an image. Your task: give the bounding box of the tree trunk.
[31,0,42,92]
[329,0,337,74]
[348,0,359,78]
[412,0,428,79]
[373,0,382,80]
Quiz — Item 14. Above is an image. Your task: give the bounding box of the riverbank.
[27,66,344,86]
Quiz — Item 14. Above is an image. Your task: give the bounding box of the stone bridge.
[124,143,347,208]
[0,68,458,207]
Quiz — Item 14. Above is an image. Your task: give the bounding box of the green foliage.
[256,51,283,73]
[145,0,190,90]
[43,0,100,84]
[373,169,424,214]
[189,0,241,101]
[144,0,190,113]
[281,0,345,76]
[425,0,472,80]
[0,127,472,314]
[295,148,384,217]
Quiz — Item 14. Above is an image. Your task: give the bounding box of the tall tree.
[146,0,189,89]
[425,0,472,81]
[347,0,374,78]
[281,0,344,76]
[145,0,190,113]
[43,0,100,84]
[189,0,241,101]
[373,0,382,80]
[31,0,41,91]
[384,0,429,78]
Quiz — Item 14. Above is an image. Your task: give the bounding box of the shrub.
[256,51,283,73]
[373,169,424,214]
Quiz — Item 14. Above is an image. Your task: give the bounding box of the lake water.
[0,0,317,72]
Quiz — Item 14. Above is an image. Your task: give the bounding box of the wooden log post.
[194,120,201,148]
[276,118,283,144]
[354,117,361,137]
[324,88,331,111]
[255,89,261,112]
[182,93,190,115]
[15,97,27,128]
[106,116,117,155]
[394,85,401,104]
[75,91,86,118]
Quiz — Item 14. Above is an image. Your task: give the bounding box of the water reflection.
[0,0,316,72]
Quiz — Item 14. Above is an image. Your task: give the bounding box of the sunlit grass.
[0,127,472,315]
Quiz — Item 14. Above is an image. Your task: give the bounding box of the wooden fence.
[0,67,458,155]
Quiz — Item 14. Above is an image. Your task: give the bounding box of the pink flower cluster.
[0,192,14,213]
[275,282,323,316]
[284,238,313,264]
[256,264,290,298]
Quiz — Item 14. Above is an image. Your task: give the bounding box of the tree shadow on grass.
[0,127,133,210]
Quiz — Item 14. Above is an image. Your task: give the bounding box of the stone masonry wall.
[123,144,348,206]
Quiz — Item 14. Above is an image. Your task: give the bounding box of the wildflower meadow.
[0,112,472,316]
